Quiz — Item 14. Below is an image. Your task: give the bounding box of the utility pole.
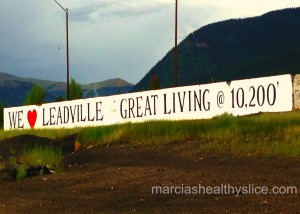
[174,0,178,87]
[53,0,70,100]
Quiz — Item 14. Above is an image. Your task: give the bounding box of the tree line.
[0,78,83,128]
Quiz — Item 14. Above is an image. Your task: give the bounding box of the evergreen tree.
[69,78,83,100]
[24,85,46,105]
[150,75,160,90]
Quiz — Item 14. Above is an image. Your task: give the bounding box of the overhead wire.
[49,29,65,77]
[55,0,208,85]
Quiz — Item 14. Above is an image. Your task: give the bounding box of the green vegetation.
[69,78,83,100]
[77,125,126,145]
[0,163,5,172]
[149,75,160,90]
[15,145,63,180]
[0,102,3,128]
[16,165,27,180]
[1,111,300,158]
[0,73,133,107]
[19,145,62,168]
[24,84,46,105]
[77,111,300,158]
[133,8,300,91]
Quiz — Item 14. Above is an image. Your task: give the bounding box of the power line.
[52,0,70,100]
[48,29,64,79]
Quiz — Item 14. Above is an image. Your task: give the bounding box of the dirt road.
[0,136,299,213]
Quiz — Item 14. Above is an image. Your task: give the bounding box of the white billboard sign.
[228,75,292,115]
[3,74,292,130]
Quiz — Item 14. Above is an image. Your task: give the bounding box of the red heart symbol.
[27,110,37,128]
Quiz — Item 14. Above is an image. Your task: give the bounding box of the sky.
[1,0,300,85]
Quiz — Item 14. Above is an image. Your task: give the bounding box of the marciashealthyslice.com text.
[151,184,297,196]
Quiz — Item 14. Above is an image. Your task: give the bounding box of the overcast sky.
[1,0,300,84]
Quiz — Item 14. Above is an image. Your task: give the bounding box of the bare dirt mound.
[0,135,299,213]
[0,134,76,159]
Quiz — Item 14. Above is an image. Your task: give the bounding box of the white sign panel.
[3,74,292,130]
[228,75,292,115]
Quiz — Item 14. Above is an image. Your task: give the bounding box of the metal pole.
[174,0,178,87]
[53,0,66,12]
[66,8,69,100]
[52,0,69,100]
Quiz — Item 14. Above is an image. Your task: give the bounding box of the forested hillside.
[133,8,300,91]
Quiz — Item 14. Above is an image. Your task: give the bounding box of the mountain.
[0,72,133,107]
[83,78,133,98]
[132,7,300,91]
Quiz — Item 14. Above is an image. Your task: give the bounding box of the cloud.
[69,9,97,22]
[69,1,174,25]
[0,1,67,79]
[1,1,300,84]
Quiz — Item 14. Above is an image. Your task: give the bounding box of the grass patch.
[2,111,300,158]
[19,145,62,168]
[77,111,300,158]
[0,163,5,172]
[16,165,27,180]
[75,114,240,146]
[77,124,126,146]
[14,145,63,180]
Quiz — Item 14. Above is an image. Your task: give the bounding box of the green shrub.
[0,163,5,172]
[20,145,62,168]
[77,112,300,157]
[150,75,160,90]
[24,85,46,105]
[69,78,83,100]
[16,165,27,180]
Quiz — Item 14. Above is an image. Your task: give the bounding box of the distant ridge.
[0,72,134,107]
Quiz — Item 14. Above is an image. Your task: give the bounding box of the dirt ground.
[0,135,299,213]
